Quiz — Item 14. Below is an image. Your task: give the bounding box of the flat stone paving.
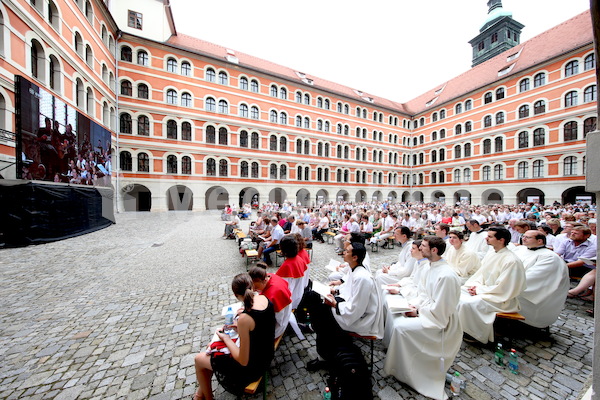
[0,211,594,400]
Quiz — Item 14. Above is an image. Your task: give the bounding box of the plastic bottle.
[323,386,332,400]
[224,306,234,335]
[494,343,505,367]
[508,349,519,374]
[450,371,462,396]
[305,310,312,329]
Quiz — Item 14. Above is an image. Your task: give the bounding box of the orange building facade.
[0,0,595,210]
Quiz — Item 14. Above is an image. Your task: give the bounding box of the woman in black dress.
[193,273,275,399]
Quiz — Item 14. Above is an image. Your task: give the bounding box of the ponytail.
[232,273,255,311]
[243,288,254,311]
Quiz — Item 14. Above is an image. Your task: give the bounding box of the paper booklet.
[312,281,333,298]
[325,259,341,272]
[386,295,412,313]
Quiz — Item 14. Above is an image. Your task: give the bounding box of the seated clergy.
[513,230,569,329]
[458,227,526,344]
[375,227,415,286]
[463,219,489,260]
[249,264,293,338]
[383,236,462,400]
[444,231,481,285]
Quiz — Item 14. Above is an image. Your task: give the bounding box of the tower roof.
[481,0,513,30]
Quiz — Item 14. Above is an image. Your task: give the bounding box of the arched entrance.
[401,191,410,202]
[516,188,544,205]
[454,190,471,205]
[205,186,229,210]
[269,187,287,204]
[296,188,311,206]
[562,186,596,205]
[336,190,349,202]
[372,191,383,202]
[412,191,424,202]
[431,190,446,203]
[355,190,367,203]
[122,184,152,212]
[388,191,398,203]
[316,189,329,205]
[167,185,193,210]
[482,188,504,205]
[239,187,259,208]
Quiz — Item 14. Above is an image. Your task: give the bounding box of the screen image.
[15,76,112,187]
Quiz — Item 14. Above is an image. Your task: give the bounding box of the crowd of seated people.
[210,199,595,398]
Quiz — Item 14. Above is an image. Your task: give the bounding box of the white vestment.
[383,260,462,400]
[458,247,526,344]
[398,258,430,306]
[513,246,570,328]
[444,245,481,285]
[334,266,384,338]
[375,240,415,286]
[464,230,489,260]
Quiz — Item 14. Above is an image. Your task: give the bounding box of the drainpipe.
[114,30,121,213]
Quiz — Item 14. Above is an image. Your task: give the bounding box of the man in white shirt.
[463,219,489,260]
[375,227,415,285]
[258,218,285,265]
[458,227,526,344]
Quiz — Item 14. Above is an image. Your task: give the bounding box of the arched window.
[518,131,528,148]
[304,94,310,105]
[85,86,93,113]
[564,156,578,176]
[238,104,248,118]
[206,68,215,82]
[251,132,259,149]
[465,121,472,132]
[585,53,596,71]
[584,85,597,103]
[431,150,437,163]
[137,152,149,172]
[483,139,491,154]
[440,109,446,119]
[584,117,597,137]
[517,161,528,179]
[439,171,445,183]
[218,100,228,114]
[250,79,259,92]
[241,161,249,178]
[324,143,330,157]
[240,131,248,148]
[564,121,578,141]
[534,72,546,87]
[533,128,545,146]
[167,155,177,174]
[304,117,310,129]
[205,97,216,112]
[251,162,259,178]
[455,124,462,135]
[279,165,287,179]
[250,106,259,119]
[206,126,216,143]
[484,115,492,127]
[482,166,491,181]
[84,0,93,21]
[324,99,330,109]
[270,110,278,123]
[465,100,472,111]
[181,93,192,107]
[533,100,545,115]
[454,145,461,159]
[75,32,84,56]
[431,172,437,184]
[495,112,505,124]
[439,148,445,161]
[119,113,132,134]
[137,50,148,66]
[463,169,471,182]
[493,165,503,180]
[181,62,191,76]
[464,143,471,157]
[455,103,463,114]
[166,89,177,105]
[120,151,132,171]
[239,77,248,90]
[181,156,192,175]
[519,78,530,92]
[270,85,278,97]
[85,45,93,66]
[565,60,579,77]
[120,46,132,62]
[138,115,149,136]
[518,105,529,118]
[218,127,228,145]
[454,170,461,182]
[166,58,177,72]
[533,160,544,178]
[120,80,132,96]
[137,83,148,99]
[280,87,287,99]
[49,55,61,92]
[279,137,287,152]
[494,137,503,152]
[206,158,216,176]
[269,135,277,151]
[270,163,277,179]
[432,131,437,141]
[31,39,45,81]
[166,120,177,139]
[182,122,192,141]
[219,159,228,176]
[495,88,505,100]
[484,92,493,104]
[279,112,287,125]
[218,71,228,85]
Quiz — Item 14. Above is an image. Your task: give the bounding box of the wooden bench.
[324,231,336,244]
[495,312,525,345]
[244,335,284,398]
[496,312,525,321]
[245,249,259,270]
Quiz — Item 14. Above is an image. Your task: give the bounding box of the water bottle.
[508,349,519,374]
[323,386,332,400]
[224,306,234,335]
[494,343,505,367]
[306,310,312,329]
[450,371,461,396]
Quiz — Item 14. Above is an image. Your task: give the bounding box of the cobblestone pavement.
[0,211,594,400]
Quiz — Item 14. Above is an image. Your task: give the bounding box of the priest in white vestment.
[513,230,569,328]
[384,236,462,400]
[375,227,415,286]
[463,219,489,260]
[458,227,526,344]
[445,231,481,284]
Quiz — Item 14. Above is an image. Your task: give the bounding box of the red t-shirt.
[276,255,308,279]
[261,273,292,312]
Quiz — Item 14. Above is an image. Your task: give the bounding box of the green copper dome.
[480,5,512,30]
